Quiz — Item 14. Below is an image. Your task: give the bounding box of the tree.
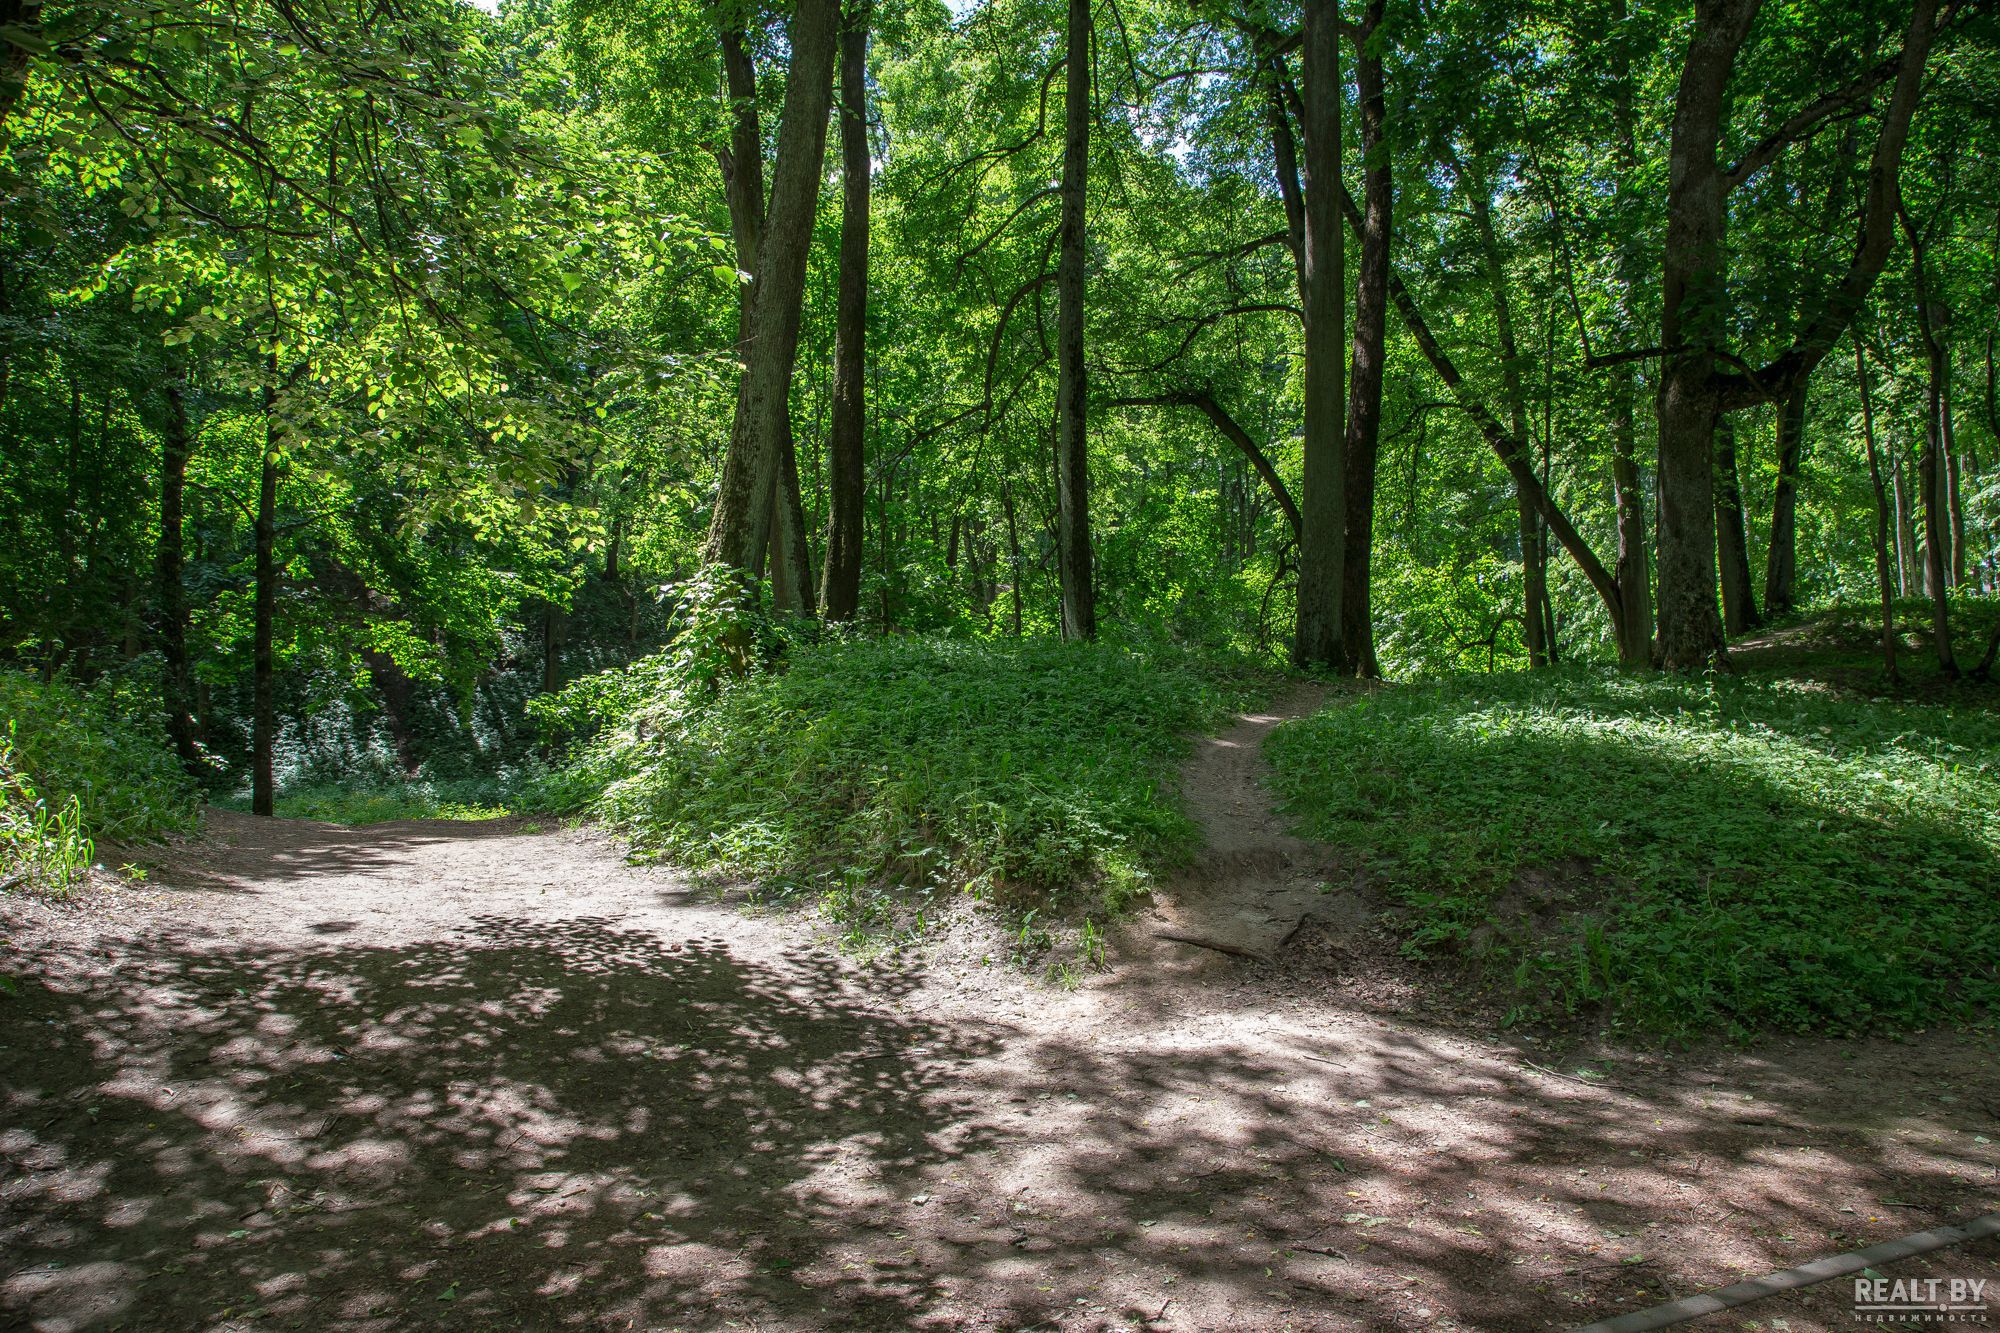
[1052,0,1095,641]
[821,0,873,622]
[704,0,842,579]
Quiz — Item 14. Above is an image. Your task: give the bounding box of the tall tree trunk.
[767,421,816,613]
[1855,339,1898,681]
[252,358,280,818]
[154,377,205,774]
[1002,480,1024,636]
[703,0,840,576]
[1467,164,1546,667]
[1943,368,1965,588]
[1606,1,1654,667]
[1762,380,1807,617]
[1292,0,1345,668]
[541,603,564,694]
[1713,413,1761,635]
[1653,0,1756,670]
[821,0,871,622]
[1906,216,1959,675]
[1339,0,1389,679]
[1052,0,1095,640]
[1609,366,1653,665]
[1891,445,1916,597]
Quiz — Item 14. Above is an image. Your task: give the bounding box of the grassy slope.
[1268,646,2000,1040]
[580,637,1265,931]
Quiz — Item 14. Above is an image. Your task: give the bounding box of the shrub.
[0,671,201,845]
[552,632,1263,925]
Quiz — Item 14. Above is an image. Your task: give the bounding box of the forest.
[3,0,2000,1327]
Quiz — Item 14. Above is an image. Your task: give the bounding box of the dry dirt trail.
[4,695,1998,1333]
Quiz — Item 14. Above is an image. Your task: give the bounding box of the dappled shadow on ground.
[1,915,1002,1331]
[955,1015,2000,1329]
[135,809,540,894]
[4,852,1998,1331]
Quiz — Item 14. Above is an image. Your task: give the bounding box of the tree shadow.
[1,914,1003,1330]
[946,1015,2000,1329]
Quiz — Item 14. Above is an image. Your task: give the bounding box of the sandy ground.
[3,693,1998,1332]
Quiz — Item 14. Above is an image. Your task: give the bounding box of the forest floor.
[4,688,1999,1332]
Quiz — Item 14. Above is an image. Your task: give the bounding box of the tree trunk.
[1467,164,1546,667]
[1943,367,1965,588]
[1713,413,1761,635]
[1855,339,1898,681]
[541,602,565,694]
[1002,480,1024,636]
[821,0,871,622]
[1653,0,1756,670]
[1906,216,1959,675]
[703,0,840,576]
[767,421,816,613]
[252,360,280,818]
[1606,0,1654,667]
[1609,365,1653,666]
[1292,0,1345,668]
[1762,380,1807,617]
[1052,0,1095,640]
[154,377,205,774]
[1891,445,1916,597]
[1339,0,1389,680]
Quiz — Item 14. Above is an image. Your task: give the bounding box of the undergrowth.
[543,584,1264,950]
[1267,667,2000,1041]
[0,671,201,896]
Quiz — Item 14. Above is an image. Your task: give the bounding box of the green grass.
[237,784,518,825]
[1267,667,2000,1040]
[566,635,1266,934]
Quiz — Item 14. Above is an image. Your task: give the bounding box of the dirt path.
[4,704,1999,1332]
[1149,683,1366,964]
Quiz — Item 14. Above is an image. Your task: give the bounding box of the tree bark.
[1657,0,1936,666]
[1891,445,1916,597]
[252,358,280,818]
[1339,0,1389,680]
[1606,0,1654,666]
[1762,381,1808,617]
[1653,0,1757,670]
[1713,412,1761,635]
[767,420,816,613]
[1291,0,1345,669]
[1466,163,1547,667]
[703,0,840,576]
[1855,339,1898,680]
[821,0,871,622]
[1052,0,1095,640]
[153,376,205,774]
[1906,214,1959,675]
[1609,366,1653,665]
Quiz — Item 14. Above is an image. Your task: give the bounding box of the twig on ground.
[1522,1059,1620,1088]
[1154,931,1267,961]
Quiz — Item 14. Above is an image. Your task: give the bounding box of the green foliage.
[252,783,516,826]
[0,672,201,845]
[558,636,1264,927]
[0,738,94,897]
[1268,668,2000,1040]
